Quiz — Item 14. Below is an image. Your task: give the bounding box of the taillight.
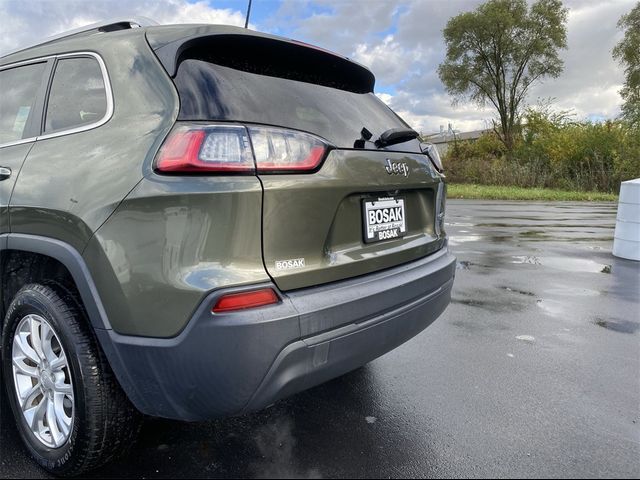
[420,142,444,173]
[156,125,254,173]
[155,124,329,174]
[212,288,280,313]
[250,126,328,172]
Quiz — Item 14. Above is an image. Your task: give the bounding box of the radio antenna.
[244,0,253,28]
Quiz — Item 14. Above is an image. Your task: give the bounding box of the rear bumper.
[97,248,456,421]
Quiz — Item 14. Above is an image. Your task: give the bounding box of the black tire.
[1,282,140,476]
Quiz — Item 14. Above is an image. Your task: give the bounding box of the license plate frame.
[362,196,407,244]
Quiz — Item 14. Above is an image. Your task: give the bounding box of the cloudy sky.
[0,0,634,134]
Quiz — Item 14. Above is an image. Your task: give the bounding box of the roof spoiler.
[148,28,376,93]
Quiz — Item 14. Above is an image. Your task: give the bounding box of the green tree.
[613,2,640,126]
[438,0,568,151]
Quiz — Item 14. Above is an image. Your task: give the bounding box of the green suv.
[0,19,455,475]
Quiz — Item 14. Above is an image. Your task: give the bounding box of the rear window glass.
[44,57,107,134]
[0,62,46,144]
[175,59,417,151]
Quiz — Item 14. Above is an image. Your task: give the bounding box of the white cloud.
[3,0,634,134]
[528,0,629,121]
[263,0,635,133]
[266,0,399,54]
[385,91,495,134]
[0,0,247,55]
[375,92,393,105]
[352,34,423,86]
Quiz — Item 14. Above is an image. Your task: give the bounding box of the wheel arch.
[1,233,111,332]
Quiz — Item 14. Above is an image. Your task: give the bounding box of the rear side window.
[44,57,107,134]
[0,62,46,144]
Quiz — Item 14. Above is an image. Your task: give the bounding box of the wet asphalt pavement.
[1,200,639,478]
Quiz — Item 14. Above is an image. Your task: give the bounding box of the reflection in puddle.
[543,285,601,297]
[516,335,536,343]
[519,230,550,240]
[445,222,474,227]
[500,286,536,296]
[594,318,640,334]
[449,234,484,245]
[511,255,541,265]
[536,299,567,318]
[452,298,487,308]
[511,255,612,274]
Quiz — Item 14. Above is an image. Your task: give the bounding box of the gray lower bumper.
[98,248,456,421]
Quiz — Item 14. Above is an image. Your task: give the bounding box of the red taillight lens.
[212,288,280,313]
[249,126,328,172]
[156,125,255,173]
[156,124,330,174]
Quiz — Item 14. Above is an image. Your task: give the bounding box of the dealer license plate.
[362,197,406,244]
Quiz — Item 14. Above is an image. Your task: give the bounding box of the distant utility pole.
[448,123,458,152]
[245,0,252,29]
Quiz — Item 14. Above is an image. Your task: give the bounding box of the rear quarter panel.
[84,175,268,337]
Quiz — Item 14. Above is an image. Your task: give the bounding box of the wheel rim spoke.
[11,314,74,449]
[49,355,66,372]
[14,331,40,364]
[12,357,38,377]
[53,394,72,438]
[28,316,46,361]
[54,380,73,395]
[45,396,64,448]
[20,382,41,409]
[23,395,47,430]
[40,321,58,364]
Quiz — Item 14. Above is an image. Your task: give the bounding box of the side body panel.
[4,29,269,339]
[0,143,32,233]
[9,31,179,252]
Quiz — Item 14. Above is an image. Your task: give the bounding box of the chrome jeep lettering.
[385,159,410,177]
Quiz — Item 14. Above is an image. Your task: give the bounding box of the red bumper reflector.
[212,288,279,313]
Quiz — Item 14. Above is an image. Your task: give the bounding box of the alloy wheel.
[11,314,74,448]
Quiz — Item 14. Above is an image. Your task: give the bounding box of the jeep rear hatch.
[150,27,446,291]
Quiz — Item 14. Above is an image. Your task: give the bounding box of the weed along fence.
[613,179,640,261]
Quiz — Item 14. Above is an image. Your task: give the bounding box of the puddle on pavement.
[511,255,542,265]
[448,234,484,245]
[516,335,536,343]
[445,222,474,227]
[452,288,529,313]
[519,230,551,240]
[536,299,567,318]
[543,285,601,297]
[511,255,612,274]
[500,286,536,296]
[456,260,471,270]
[455,259,500,272]
[593,318,640,334]
[452,298,487,308]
